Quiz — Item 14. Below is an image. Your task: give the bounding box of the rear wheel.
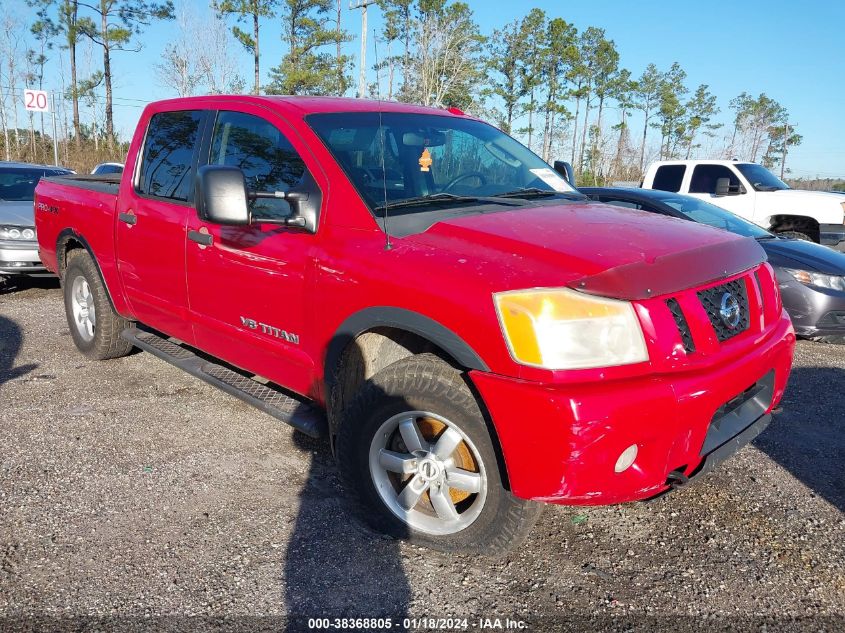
[337,354,542,554]
[63,249,133,360]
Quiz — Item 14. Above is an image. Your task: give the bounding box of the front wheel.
[337,354,542,554]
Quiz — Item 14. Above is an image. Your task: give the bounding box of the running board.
[121,327,325,438]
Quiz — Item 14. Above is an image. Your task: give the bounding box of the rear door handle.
[188,230,213,246]
[118,211,136,225]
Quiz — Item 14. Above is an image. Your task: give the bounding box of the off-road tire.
[336,353,542,555]
[63,249,133,360]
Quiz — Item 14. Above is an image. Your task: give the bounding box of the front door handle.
[118,211,137,225]
[188,229,213,246]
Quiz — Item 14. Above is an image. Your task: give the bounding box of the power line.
[1,85,148,108]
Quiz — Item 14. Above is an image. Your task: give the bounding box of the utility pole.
[51,91,59,166]
[780,121,790,180]
[350,0,376,99]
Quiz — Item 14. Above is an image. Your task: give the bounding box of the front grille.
[666,298,695,353]
[697,278,750,342]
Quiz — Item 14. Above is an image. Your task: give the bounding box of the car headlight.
[0,226,36,241]
[494,287,649,370]
[784,268,845,291]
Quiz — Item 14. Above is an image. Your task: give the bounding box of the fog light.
[614,444,638,473]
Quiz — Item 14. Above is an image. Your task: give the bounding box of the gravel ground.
[1,276,843,631]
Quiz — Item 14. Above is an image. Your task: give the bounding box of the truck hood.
[766,189,845,203]
[0,200,35,226]
[406,202,766,301]
[758,189,845,224]
[760,236,845,275]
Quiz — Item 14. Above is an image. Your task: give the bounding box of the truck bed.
[42,173,121,196]
[34,174,121,279]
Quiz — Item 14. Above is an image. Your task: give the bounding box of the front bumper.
[0,240,45,274]
[470,314,795,505]
[779,278,845,338]
[820,223,845,252]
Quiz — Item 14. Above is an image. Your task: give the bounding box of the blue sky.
[19,0,845,178]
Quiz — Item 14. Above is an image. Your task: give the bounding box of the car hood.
[0,200,35,226]
[406,202,766,300]
[760,237,845,275]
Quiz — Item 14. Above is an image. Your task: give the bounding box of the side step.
[121,327,326,438]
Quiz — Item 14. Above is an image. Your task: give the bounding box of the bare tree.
[198,11,245,93]
[155,2,201,96]
[406,2,483,108]
[0,10,24,158]
[156,2,245,97]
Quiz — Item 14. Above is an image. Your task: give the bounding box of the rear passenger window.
[689,164,741,194]
[138,110,204,202]
[209,111,307,220]
[651,165,686,192]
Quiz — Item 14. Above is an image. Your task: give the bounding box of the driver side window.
[209,111,307,220]
[689,165,741,194]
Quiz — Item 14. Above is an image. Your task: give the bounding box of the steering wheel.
[442,172,487,192]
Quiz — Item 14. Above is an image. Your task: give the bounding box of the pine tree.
[539,18,576,162]
[587,35,619,180]
[515,8,546,152]
[633,63,661,173]
[486,19,527,134]
[77,0,174,146]
[653,62,687,160]
[683,84,720,159]
[267,0,350,96]
[214,0,278,95]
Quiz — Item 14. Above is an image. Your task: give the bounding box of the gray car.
[0,161,72,276]
[582,186,845,343]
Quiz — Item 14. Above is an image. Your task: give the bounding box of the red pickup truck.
[35,96,795,553]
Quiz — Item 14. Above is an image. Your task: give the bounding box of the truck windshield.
[735,163,790,192]
[0,168,66,201]
[657,194,774,239]
[306,112,577,215]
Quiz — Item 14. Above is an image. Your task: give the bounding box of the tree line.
[0,0,802,181]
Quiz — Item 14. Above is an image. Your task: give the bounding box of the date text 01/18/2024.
[306,617,528,630]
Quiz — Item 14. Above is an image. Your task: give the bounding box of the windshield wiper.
[754,184,783,192]
[494,187,587,201]
[374,192,524,212]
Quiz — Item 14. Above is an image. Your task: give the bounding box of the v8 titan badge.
[419,148,432,172]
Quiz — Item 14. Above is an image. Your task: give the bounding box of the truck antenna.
[373,29,393,250]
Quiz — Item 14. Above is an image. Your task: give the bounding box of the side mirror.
[196,165,250,225]
[196,165,321,232]
[715,177,744,196]
[553,160,576,186]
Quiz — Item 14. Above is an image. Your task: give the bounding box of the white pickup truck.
[641,160,845,251]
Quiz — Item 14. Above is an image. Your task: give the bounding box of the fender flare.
[324,306,489,389]
[56,229,120,312]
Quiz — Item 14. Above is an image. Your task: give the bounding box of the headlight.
[0,226,36,241]
[784,268,845,291]
[494,287,649,370]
